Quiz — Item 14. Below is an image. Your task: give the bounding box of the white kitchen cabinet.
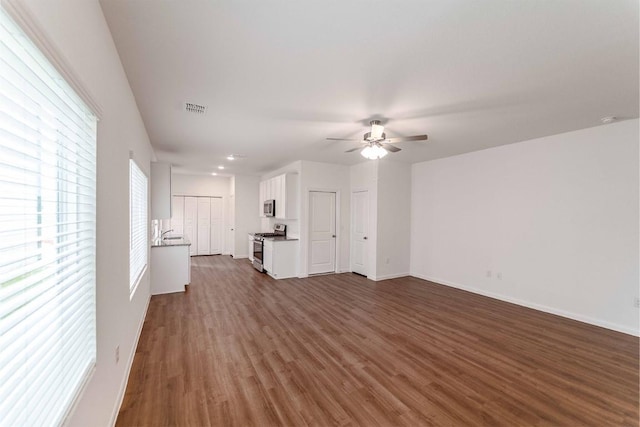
[262,239,298,279]
[258,173,298,220]
[151,242,191,295]
[248,234,254,262]
[276,173,298,219]
[150,162,172,219]
[259,181,266,217]
[267,178,275,201]
[263,240,273,273]
[274,177,281,201]
[272,174,283,216]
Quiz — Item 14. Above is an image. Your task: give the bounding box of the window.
[129,159,147,295]
[0,7,97,427]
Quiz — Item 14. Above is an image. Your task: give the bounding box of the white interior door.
[309,191,336,274]
[170,196,184,236]
[197,197,211,255]
[211,197,223,255]
[351,190,368,276]
[184,196,198,256]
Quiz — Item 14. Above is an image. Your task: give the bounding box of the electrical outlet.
[634,297,640,308]
[486,270,492,278]
[115,345,120,364]
[497,272,502,280]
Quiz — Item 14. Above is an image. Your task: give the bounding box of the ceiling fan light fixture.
[371,123,384,139]
[361,144,388,160]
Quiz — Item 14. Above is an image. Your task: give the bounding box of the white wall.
[232,174,260,258]
[350,160,411,281]
[171,173,232,254]
[9,0,155,425]
[299,161,351,276]
[172,173,231,197]
[411,119,639,336]
[376,160,411,280]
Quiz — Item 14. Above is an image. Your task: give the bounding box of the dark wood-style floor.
[117,255,639,426]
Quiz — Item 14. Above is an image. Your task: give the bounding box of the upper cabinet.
[259,180,267,216]
[259,173,298,219]
[276,173,298,220]
[150,162,172,219]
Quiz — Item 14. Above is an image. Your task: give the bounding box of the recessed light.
[226,155,235,161]
[218,165,225,170]
[601,116,616,124]
[211,172,217,176]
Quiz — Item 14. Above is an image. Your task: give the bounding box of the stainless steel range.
[252,223,286,272]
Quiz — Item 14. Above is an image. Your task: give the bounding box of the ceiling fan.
[327,120,428,159]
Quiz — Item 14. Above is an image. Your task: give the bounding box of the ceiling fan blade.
[386,134,428,143]
[327,137,362,141]
[345,147,362,153]
[382,143,401,153]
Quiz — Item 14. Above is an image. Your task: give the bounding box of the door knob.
[332,234,336,238]
[363,236,368,240]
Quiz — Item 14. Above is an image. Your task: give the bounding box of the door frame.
[350,188,369,276]
[307,188,341,275]
[228,194,235,257]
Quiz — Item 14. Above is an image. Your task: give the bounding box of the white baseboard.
[371,272,410,281]
[110,293,151,426]
[410,273,639,337]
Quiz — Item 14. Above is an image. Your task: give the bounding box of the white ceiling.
[99,0,638,176]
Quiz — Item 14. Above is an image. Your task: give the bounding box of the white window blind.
[0,7,97,427]
[129,159,147,295]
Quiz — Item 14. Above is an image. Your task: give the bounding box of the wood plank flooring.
[117,255,639,426]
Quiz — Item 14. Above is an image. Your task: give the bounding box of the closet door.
[210,197,223,254]
[184,197,198,256]
[170,196,184,236]
[197,197,211,255]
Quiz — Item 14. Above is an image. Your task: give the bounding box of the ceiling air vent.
[184,102,207,115]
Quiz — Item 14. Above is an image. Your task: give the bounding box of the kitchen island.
[151,236,191,295]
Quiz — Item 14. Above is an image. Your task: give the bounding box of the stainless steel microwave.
[263,199,275,217]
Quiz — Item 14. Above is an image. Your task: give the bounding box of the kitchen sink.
[163,236,183,240]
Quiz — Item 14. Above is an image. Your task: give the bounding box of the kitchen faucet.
[161,229,174,238]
